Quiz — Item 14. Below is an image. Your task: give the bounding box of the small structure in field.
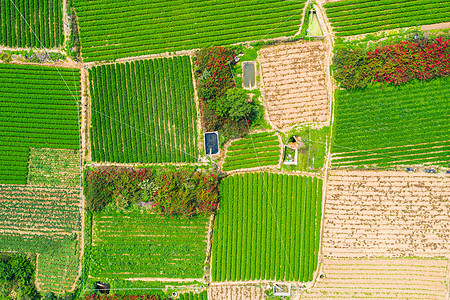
[205,132,219,155]
[242,61,256,89]
[306,7,326,38]
[96,282,110,295]
[283,136,302,165]
[273,283,291,297]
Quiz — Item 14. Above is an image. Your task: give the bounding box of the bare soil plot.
[322,170,450,258]
[300,257,448,299]
[208,285,265,300]
[259,41,330,129]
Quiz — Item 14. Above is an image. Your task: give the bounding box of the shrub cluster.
[85,167,219,218]
[333,37,450,89]
[195,46,254,141]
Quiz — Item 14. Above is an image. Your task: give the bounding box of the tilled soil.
[259,41,330,129]
[322,170,450,258]
[299,257,449,299]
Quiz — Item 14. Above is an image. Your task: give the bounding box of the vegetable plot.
[331,77,450,167]
[73,0,306,62]
[223,132,281,172]
[0,185,81,292]
[211,172,323,282]
[90,210,209,280]
[0,0,64,48]
[0,63,81,185]
[324,0,450,37]
[89,56,199,163]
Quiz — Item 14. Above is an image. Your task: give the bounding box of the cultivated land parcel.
[0,0,449,299]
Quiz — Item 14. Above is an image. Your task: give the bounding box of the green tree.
[213,88,254,120]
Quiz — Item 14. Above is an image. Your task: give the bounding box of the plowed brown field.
[322,170,450,258]
[259,41,330,129]
[300,257,448,299]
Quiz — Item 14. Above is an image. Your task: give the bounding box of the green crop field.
[0,0,64,48]
[212,172,323,282]
[331,77,450,167]
[0,185,80,292]
[89,56,199,163]
[324,0,450,37]
[73,0,306,62]
[223,132,280,172]
[0,63,81,185]
[90,210,208,280]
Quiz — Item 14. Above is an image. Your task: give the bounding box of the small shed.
[273,283,291,297]
[204,132,219,155]
[96,282,110,295]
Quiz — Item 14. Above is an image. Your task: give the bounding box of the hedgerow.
[333,37,450,89]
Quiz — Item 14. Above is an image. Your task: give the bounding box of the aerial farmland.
[0,0,449,299]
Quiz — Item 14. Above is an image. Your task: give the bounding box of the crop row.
[223,132,280,171]
[73,0,305,62]
[90,56,198,163]
[331,77,450,167]
[212,172,323,282]
[324,0,450,36]
[0,0,63,48]
[91,210,208,279]
[0,64,81,184]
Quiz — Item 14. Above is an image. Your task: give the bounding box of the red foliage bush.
[333,37,450,89]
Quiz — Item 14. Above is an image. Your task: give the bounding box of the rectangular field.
[302,257,449,299]
[259,41,330,128]
[324,0,450,37]
[0,63,81,185]
[73,0,306,62]
[90,210,209,280]
[0,185,81,292]
[331,77,450,168]
[323,170,450,258]
[211,172,323,282]
[0,0,64,48]
[89,56,199,163]
[223,132,280,172]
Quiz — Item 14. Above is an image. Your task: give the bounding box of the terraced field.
[322,170,449,258]
[223,132,280,172]
[331,77,450,168]
[302,257,449,299]
[74,0,306,62]
[324,0,450,37]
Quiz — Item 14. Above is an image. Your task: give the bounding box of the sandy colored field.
[259,41,330,129]
[208,285,265,300]
[299,257,449,299]
[422,22,450,31]
[322,170,450,258]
